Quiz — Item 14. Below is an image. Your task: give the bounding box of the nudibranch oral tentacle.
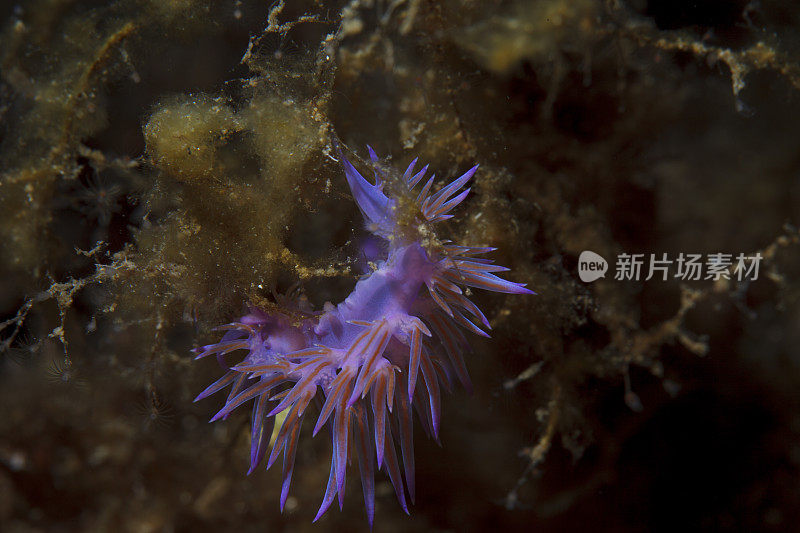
[195,146,534,525]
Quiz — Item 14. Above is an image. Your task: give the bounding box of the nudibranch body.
[195,146,533,524]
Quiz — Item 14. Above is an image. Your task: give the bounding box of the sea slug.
[194,145,534,524]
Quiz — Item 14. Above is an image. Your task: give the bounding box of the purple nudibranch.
[194,146,534,524]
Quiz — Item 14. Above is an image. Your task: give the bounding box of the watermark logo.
[577,251,763,282]
[578,250,608,282]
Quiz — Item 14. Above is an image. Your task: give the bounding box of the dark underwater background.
[1,1,799,531]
